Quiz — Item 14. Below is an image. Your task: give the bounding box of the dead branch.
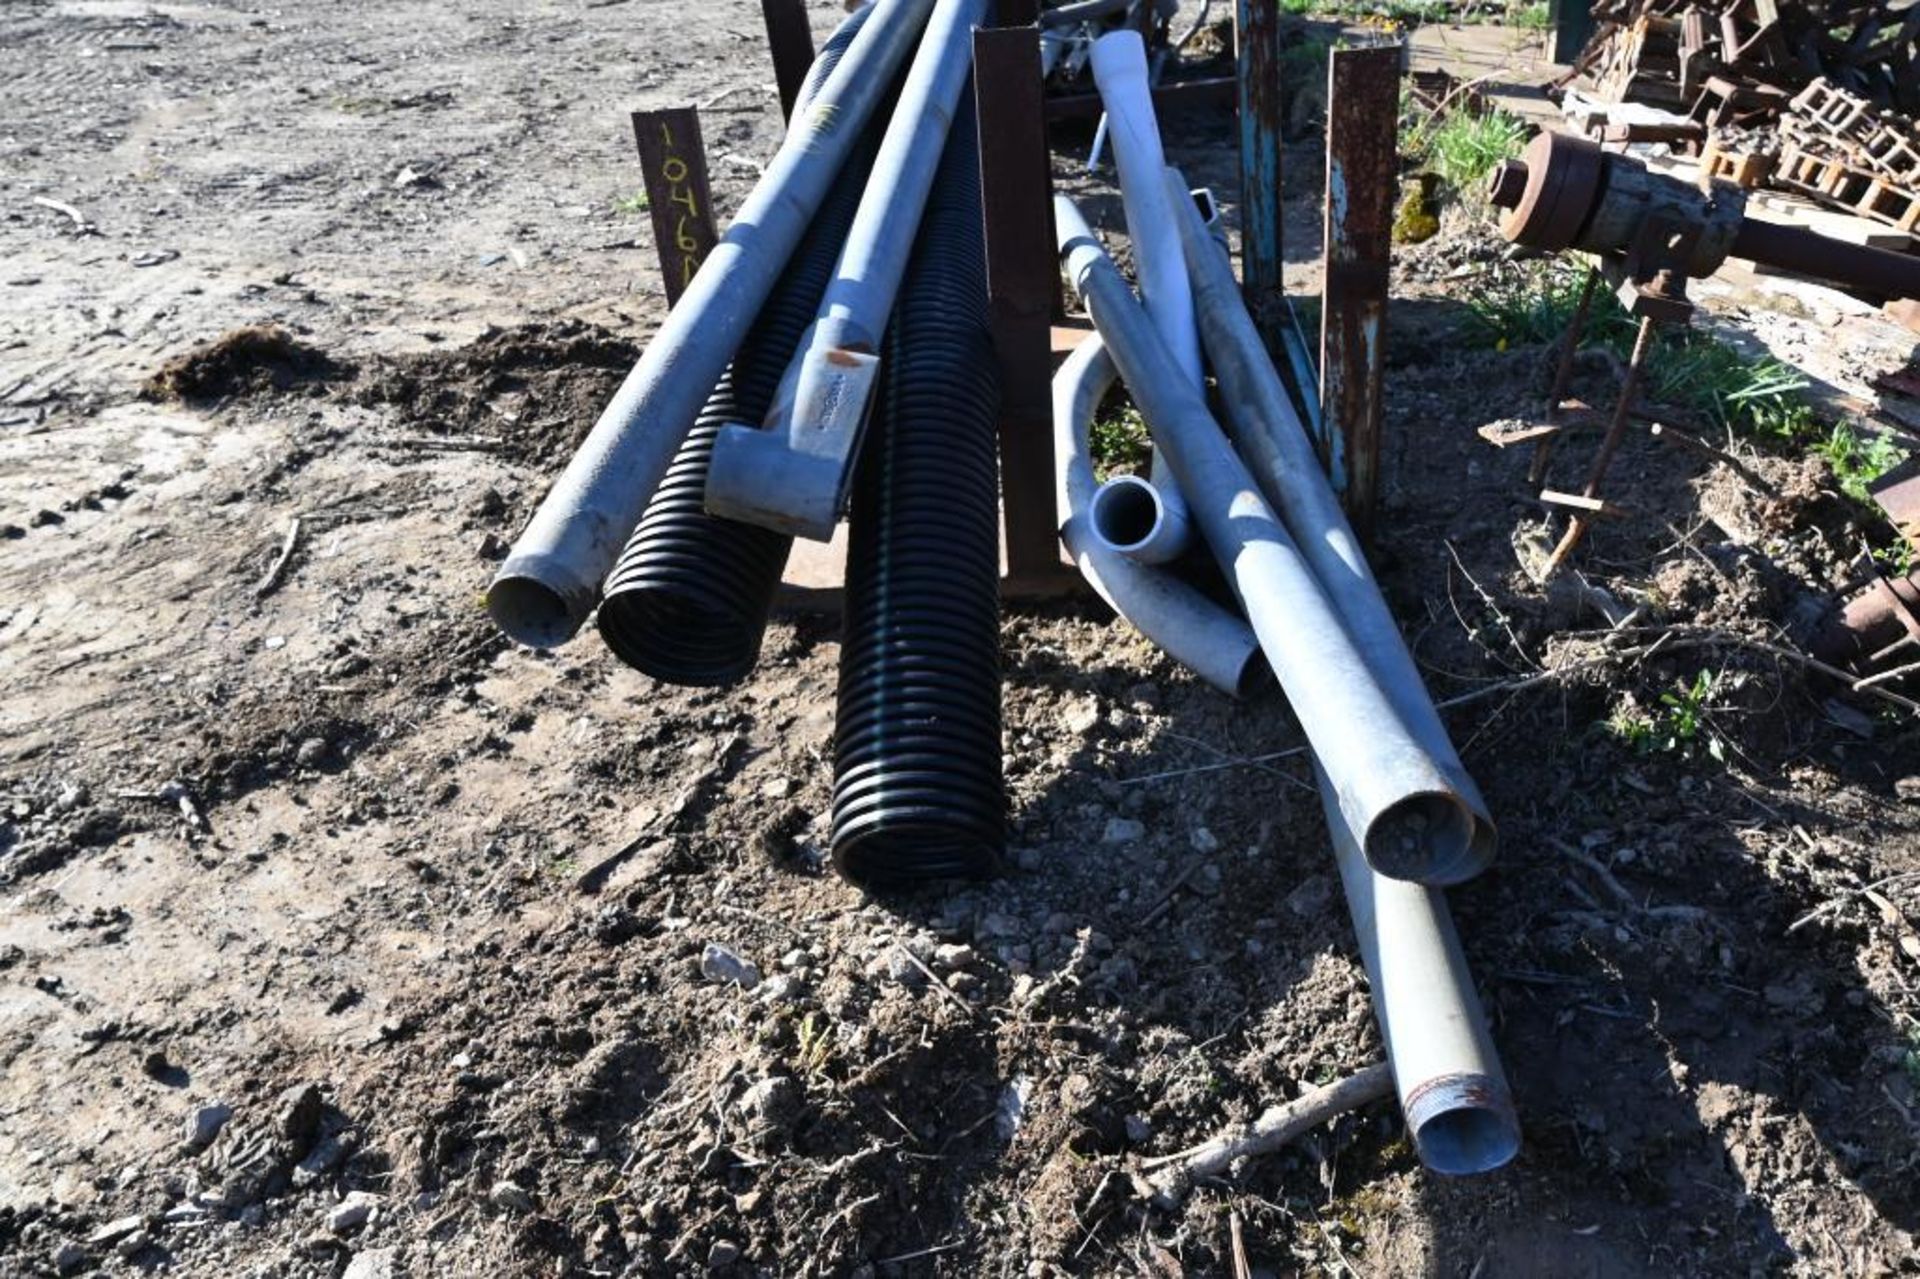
[252,516,302,600]
[1137,1063,1393,1203]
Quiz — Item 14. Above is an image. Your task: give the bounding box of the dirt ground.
[6,2,1920,1276]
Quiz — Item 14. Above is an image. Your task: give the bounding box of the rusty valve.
[1488,131,1920,307]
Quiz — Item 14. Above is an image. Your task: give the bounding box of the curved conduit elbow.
[1056,194,1483,887]
[594,7,877,685]
[829,99,1004,885]
[1055,335,1264,698]
[1085,29,1199,567]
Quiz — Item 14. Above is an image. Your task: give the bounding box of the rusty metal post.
[1235,0,1285,356]
[629,108,719,308]
[760,0,816,122]
[1320,44,1399,534]
[973,25,1071,592]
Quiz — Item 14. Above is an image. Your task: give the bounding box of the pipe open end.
[487,567,590,650]
[1362,792,1479,886]
[1405,1074,1521,1176]
[1089,474,1166,555]
[1229,649,1271,701]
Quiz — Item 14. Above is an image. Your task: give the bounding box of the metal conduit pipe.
[1056,196,1481,885]
[1084,31,1197,566]
[1315,764,1521,1175]
[485,0,935,649]
[1166,168,1498,883]
[1054,334,1265,698]
[595,10,882,686]
[705,0,993,541]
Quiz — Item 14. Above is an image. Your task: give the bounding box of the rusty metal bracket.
[1321,44,1400,534]
[629,108,719,309]
[975,24,1076,594]
[760,0,816,123]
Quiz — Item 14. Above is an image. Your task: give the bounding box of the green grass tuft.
[1405,104,1531,192]
[1510,1,1552,28]
[1090,402,1152,480]
[1609,670,1726,761]
[1816,421,1908,504]
[1464,260,1817,442]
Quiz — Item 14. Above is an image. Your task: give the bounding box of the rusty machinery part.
[1726,216,1920,303]
[1491,131,1920,304]
[1810,565,1920,668]
[1489,131,1746,276]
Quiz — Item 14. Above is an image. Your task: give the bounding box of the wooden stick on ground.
[1138,1063,1393,1203]
[252,516,302,599]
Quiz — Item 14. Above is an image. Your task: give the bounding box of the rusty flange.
[1489,131,1605,251]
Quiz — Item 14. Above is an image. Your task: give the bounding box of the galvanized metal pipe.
[1057,196,1480,884]
[1084,30,1197,566]
[1317,764,1520,1175]
[485,0,935,647]
[1055,333,1265,697]
[1166,170,1496,884]
[705,0,992,541]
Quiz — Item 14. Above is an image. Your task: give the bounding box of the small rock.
[1189,826,1219,854]
[293,1132,353,1187]
[1123,1114,1152,1144]
[115,1231,153,1260]
[884,948,926,987]
[932,943,975,971]
[489,1180,535,1214]
[1064,698,1101,735]
[738,1076,802,1135]
[708,1238,742,1269]
[53,782,89,813]
[756,973,805,1004]
[1102,818,1145,845]
[182,1102,232,1150]
[1192,863,1223,896]
[279,1082,326,1148]
[343,1247,400,1279]
[86,1216,145,1247]
[947,971,981,996]
[976,912,1021,940]
[1284,875,1333,919]
[295,737,328,768]
[699,943,761,990]
[327,1191,383,1234]
[777,948,810,972]
[52,1241,88,1275]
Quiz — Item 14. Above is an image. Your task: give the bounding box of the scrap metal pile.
[1573,0,1920,235]
[485,0,1524,1180]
